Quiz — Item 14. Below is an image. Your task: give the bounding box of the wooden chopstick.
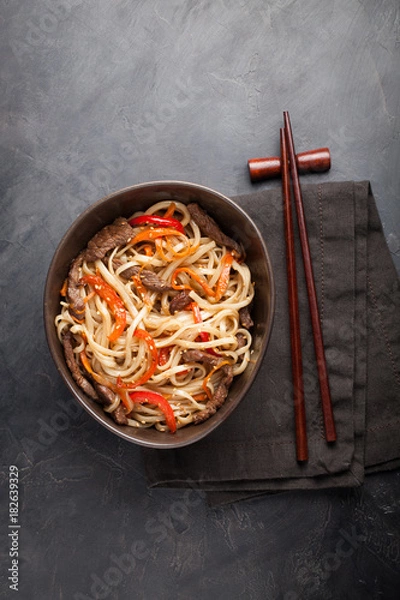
[280,128,308,461]
[283,111,337,443]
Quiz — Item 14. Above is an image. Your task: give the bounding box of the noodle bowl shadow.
[44,181,275,449]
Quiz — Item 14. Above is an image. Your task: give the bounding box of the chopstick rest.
[283,111,337,443]
[248,147,331,182]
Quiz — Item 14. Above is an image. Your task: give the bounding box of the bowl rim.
[44,180,275,449]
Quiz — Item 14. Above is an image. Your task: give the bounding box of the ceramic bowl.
[44,181,275,448]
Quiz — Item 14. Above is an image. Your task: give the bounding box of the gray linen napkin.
[142,182,400,504]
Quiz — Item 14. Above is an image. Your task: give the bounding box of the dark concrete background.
[1,1,399,599]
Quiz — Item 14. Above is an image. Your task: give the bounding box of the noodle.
[55,201,254,432]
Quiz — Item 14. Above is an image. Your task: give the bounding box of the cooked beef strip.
[65,218,134,320]
[62,330,98,400]
[93,383,114,406]
[187,203,243,258]
[84,217,134,263]
[63,331,127,424]
[236,332,247,349]
[239,305,254,329]
[169,290,192,313]
[111,404,128,425]
[193,364,233,424]
[117,263,173,292]
[66,252,85,322]
[116,263,138,279]
[137,269,173,292]
[181,349,221,368]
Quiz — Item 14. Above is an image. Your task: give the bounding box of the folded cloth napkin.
[142,181,400,505]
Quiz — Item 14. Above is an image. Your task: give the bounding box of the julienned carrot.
[202,360,231,400]
[80,273,126,342]
[155,235,194,262]
[136,243,153,257]
[191,301,212,344]
[80,349,116,391]
[171,252,233,300]
[193,392,208,402]
[215,252,234,301]
[130,226,185,246]
[164,202,176,218]
[165,235,197,259]
[132,274,152,306]
[171,267,215,297]
[60,279,68,296]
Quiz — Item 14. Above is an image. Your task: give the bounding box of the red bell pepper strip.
[190,302,209,345]
[158,345,173,366]
[80,273,126,342]
[158,345,189,375]
[128,215,185,235]
[190,302,219,356]
[129,390,176,433]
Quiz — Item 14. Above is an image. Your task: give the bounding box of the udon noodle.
[55,200,254,433]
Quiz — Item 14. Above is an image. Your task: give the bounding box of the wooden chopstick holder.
[280,128,308,461]
[283,111,337,443]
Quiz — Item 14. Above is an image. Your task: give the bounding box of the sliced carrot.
[60,279,68,296]
[164,202,176,218]
[214,252,234,301]
[202,360,231,400]
[80,273,126,343]
[171,267,215,297]
[130,227,185,246]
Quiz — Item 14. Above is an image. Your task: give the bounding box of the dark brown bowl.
[44,181,275,448]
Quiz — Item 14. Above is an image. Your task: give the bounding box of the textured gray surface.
[1,1,399,599]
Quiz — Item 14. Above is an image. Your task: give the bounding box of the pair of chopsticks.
[281,111,336,462]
